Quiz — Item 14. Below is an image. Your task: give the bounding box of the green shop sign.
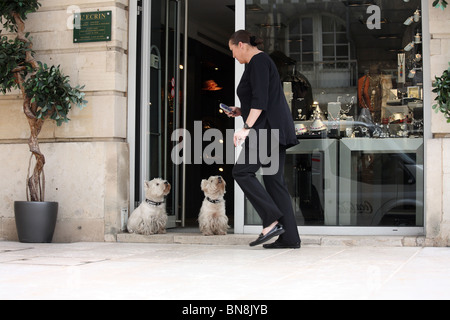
[73,11,112,43]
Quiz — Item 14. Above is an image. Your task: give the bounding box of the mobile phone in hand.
[219,103,234,114]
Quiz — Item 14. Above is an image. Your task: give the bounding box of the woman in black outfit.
[226,30,301,249]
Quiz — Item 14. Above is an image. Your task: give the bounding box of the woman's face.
[229,41,246,64]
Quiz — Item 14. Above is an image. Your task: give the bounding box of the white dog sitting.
[127,178,171,235]
[198,176,229,236]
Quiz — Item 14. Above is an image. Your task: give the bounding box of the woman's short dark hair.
[229,30,264,49]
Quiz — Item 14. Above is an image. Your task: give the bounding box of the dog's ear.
[201,179,208,192]
[144,180,151,189]
[164,181,171,194]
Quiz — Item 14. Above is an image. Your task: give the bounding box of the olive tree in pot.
[0,0,86,243]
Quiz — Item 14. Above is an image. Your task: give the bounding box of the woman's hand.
[225,107,241,118]
[234,128,250,147]
[232,108,261,146]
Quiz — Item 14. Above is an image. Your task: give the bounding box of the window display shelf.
[339,138,424,227]
[245,138,424,229]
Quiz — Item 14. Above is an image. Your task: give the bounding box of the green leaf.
[0,0,41,31]
[0,36,34,92]
[433,63,450,120]
[23,64,87,126]
[433,0,448,10]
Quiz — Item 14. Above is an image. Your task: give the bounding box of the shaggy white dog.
[198,176,229,236]
[127,179,171,235]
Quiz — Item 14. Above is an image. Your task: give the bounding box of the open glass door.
[139,0,187,228]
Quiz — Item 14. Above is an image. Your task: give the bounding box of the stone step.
[117,232,426,247]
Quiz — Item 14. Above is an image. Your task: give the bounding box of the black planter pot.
[14,201,58,243]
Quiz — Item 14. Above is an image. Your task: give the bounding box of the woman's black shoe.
[249,224,285,247]
[263,240,301,249]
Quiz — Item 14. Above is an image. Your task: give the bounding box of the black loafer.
[249,224,285,247]
[263,240,301,249]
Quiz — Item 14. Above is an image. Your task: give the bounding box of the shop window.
[286,14,353,86]
[321,16,351,65]
[244,0,424,230]
[288,17,314,64]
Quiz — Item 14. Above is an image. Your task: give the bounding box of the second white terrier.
[198,176,229,236]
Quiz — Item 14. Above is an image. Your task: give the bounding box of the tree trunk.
[26,117,45,202]
[11,11,45,202]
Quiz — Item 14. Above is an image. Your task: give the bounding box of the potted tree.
[0,0,87,243]
[432,62,450,122]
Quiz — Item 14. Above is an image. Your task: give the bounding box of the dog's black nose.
[164,181,169,185]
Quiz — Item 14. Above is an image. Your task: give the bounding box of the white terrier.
[127,179,171,235]
[198,176,229,236]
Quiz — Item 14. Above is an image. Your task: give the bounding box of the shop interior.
[135,0,425,230]
[243,0,424,228]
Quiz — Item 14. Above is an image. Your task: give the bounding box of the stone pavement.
[0,240,449,300]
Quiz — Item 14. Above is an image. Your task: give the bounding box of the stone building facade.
[0,0,129,242]
[0,0,449,246]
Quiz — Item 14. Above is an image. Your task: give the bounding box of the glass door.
[139,0,187,227]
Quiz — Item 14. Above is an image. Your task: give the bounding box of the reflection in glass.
[244,0,424,229]
[350,152,422,227]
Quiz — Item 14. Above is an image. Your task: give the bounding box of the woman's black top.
[237,52,299,148]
